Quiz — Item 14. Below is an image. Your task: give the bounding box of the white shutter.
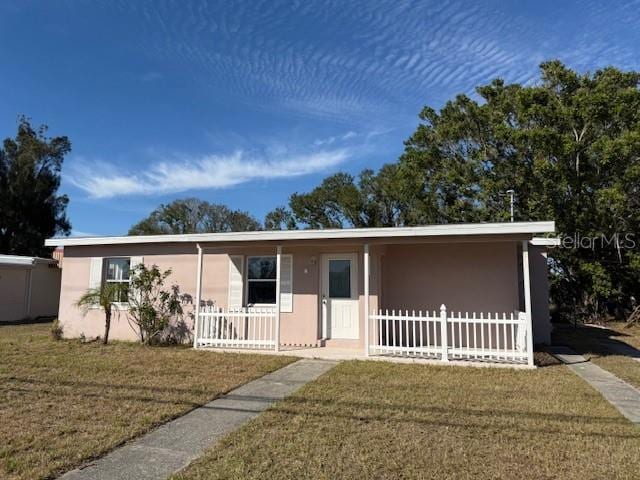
[130,256,144,273]
[129,256,144,305]
[89,257,103,290]
[228,255,244,308]
[280,254,293,312]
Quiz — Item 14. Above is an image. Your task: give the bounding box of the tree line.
[3,61,640,321]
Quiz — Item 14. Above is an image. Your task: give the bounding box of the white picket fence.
[369,305,531,364]
[194,305,277,349]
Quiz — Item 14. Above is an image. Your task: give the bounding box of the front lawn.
[553,322,640,389]
[0,323,295,480]
[174,360,640,480]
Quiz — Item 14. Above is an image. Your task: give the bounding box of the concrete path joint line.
[59,359,337,480]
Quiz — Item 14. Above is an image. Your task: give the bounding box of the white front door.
[321,253,359,339]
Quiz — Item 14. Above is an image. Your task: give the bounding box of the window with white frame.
[246,256,277,305]
[104,257,130,303]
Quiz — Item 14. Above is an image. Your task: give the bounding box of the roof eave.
[44,221,555,248]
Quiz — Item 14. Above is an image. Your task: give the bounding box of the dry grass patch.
[605,321,640,349]
[0,323,295,480]
[593,356,640,389]
[173,361,640,480]
[553,323,640,389]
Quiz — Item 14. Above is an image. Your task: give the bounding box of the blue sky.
[2,0,639,236]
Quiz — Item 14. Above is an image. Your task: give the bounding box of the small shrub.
[128,264,184,345]
[50,320,63,341]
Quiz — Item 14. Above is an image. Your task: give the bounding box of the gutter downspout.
[193,243,203,348]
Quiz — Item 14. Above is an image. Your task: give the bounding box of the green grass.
[0,322,296,480]
[173,360,640,480]
[553,322,640,389]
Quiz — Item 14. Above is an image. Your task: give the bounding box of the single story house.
[45,221,557,366]
[0,255,61,322]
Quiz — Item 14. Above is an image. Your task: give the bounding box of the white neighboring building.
[0,255,61,322]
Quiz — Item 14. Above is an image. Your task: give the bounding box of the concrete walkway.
[60,359,337,480]
[550,346,640,424]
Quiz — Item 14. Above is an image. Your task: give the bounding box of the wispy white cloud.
[313,130,357,147]
[98,1,535,121]
[67,148,350,199]
[87,0,640,124]
[342,131,357,140]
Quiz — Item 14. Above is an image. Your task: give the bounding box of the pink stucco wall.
[57,243,381,344]
[58,244,198,340]
[380,242,520,315]
[203,244,383,347]
[56,238,547,346]
[199,245,329,346]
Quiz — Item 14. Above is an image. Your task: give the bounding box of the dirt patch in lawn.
[172,360,640,480]
[534,350,562,367]
[0,323,295,480]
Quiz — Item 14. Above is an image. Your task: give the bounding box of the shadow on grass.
[4,377,289,411]
[3,382,207,409]
[279,393,630,426]
[553,324,640,359]
[6,375,215,397]
[261,401,639,440]
[8,375,630,431]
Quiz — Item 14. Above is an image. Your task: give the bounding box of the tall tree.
[0,117,71,256]
[129,198,260,235]
[282,166,407,229]
[288,173,364,228]
[278,61,640,320]
[264,206,298,231]
[397,60,640,319]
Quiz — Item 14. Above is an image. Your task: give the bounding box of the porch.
[192,236,538,367]
[194,306,532,366]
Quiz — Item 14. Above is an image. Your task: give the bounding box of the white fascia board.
[45,221,555,247]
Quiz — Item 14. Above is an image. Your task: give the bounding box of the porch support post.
[275,245,282,352]
[193,243,203,349]
[522,240,534,367]
[364,243,370,356]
